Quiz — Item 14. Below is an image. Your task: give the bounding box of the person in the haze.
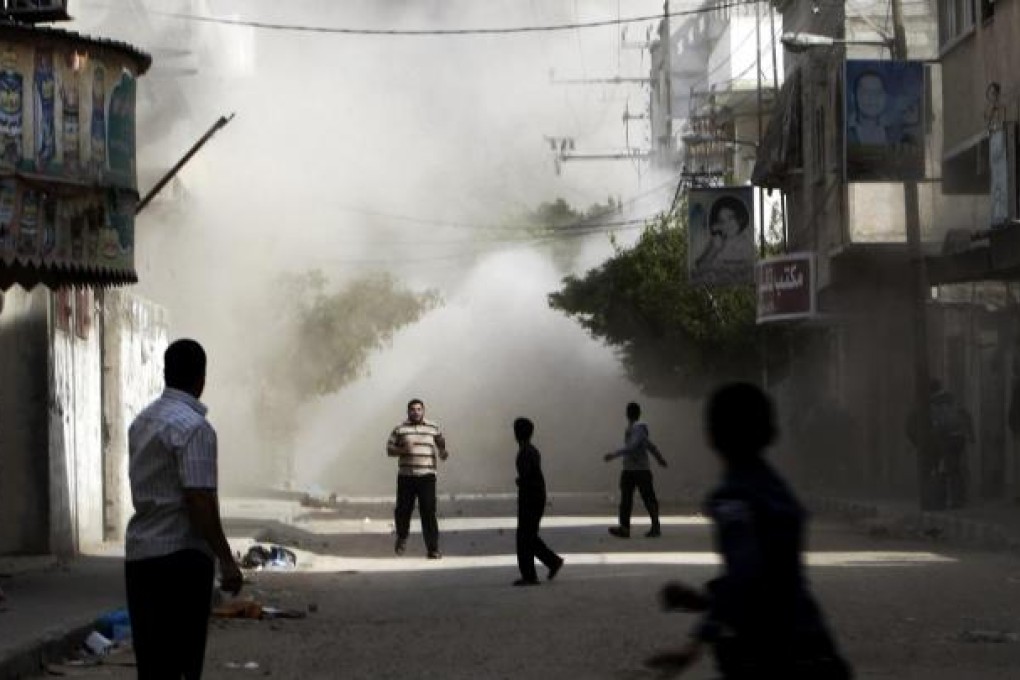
[604,402,668,538]
[907,380,974,510]
[645,383,852,679]
[386,398,448,559]
[126,339,242,680]
[512,417,564,586]
[694,196,753,269]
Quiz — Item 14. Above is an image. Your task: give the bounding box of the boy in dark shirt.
[513,417,564,586]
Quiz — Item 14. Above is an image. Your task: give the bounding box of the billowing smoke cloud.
[70,0,713,497]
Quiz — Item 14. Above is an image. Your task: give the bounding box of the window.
[939,0,975,47]
[54,288,72,333]
[981,0,995,22]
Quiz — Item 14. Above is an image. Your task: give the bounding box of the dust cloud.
[69,0,713,496]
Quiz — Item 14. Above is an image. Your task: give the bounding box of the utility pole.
[891,0,934,511]
[663,0,673,164]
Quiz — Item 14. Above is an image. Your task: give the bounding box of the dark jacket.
[698,458,851,679]
[516,443,546,508]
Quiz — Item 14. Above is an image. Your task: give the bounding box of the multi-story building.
[752,0,978,500]
[649,1,784,183]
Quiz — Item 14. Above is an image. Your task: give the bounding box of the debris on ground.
[213,599,265,619]
[224,660,261,670]
[240,544,297,571]
[959,629,1020,643]
[299,492,338,508]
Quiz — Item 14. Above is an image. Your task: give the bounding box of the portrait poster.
[687,186,756,286]
[845,59,925,181]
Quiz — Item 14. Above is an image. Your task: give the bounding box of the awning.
[752,69,802,189]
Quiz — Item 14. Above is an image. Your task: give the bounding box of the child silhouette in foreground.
[646,383,852,679]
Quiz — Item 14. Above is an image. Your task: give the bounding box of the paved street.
[28,496,1020,679]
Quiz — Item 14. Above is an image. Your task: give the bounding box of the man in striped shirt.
[387,398,448,559]
[125,339,242,680]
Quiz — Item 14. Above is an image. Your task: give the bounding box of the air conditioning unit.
[2,0,71,22]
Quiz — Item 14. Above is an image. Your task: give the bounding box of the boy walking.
[513,417,564,586]
[604,402,667,538]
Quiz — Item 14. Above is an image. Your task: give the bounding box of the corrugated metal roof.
[0,21,151,73]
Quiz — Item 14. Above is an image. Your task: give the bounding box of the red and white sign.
[756,252,816,323]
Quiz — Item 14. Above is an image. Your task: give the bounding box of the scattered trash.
[82,631,114,656]
[213,599,264,619]
[225,660,261,671]
[261,606,307,619]
[240,545,297,571]
[959,629,1020,643]
[96,608,132,642]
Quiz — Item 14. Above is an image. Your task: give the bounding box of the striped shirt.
[387,418,444,477]
[125,388,218,561]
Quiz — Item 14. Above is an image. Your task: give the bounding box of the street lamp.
[780,31,892,53]
[681,132,758,149]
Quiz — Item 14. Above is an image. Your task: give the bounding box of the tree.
[548,210,776,397]
[252,271,441,483]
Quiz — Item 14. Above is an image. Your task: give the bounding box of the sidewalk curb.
[0,618,93,679]
[805,495,1020,554]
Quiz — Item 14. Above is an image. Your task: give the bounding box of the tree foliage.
[252,271,441,478]
[548,211,769,397]
[271,271,441,398]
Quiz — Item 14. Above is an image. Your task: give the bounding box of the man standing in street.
[604,401,667,538]
[125,339,242,680]
[513,417,564,586]
[387,398,448,559]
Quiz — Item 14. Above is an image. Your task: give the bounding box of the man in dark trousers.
[908,380,974,510]
[387,398,448,559]
[604,402,667,538]
[646,383,851,679]
[125,339,242,680]
[513,417,563,586]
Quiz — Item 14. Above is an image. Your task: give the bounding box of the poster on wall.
[0,46,25,169]
[845,59,925,181]
[106,71,136,189]
[34,48,56,172]
[60,50,83,175]
[687,186,756,286]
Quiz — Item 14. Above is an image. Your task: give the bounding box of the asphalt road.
[38,497,1020,679]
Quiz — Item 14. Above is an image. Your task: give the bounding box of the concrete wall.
[49,289,104,555]
[941,0,1020,153]
[0,287,51,554]
[101,291,168,540]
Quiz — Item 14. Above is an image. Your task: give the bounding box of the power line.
[151,1,758,36]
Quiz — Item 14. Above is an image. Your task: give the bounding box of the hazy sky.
[68,0,716,495]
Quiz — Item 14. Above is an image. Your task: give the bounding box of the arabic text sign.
[756,252,815,323]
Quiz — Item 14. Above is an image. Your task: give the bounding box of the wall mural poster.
[40,192,57,262]
[0,179,17,261]
[0,47,24,168]
[34,48,56,171]
[845,59,925,181]
[687,186,756,286]
[17,188,40,260]
[106,191,134,268]
[90,64,106,175]
[107,71,135,188]
[61,52,81,175]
